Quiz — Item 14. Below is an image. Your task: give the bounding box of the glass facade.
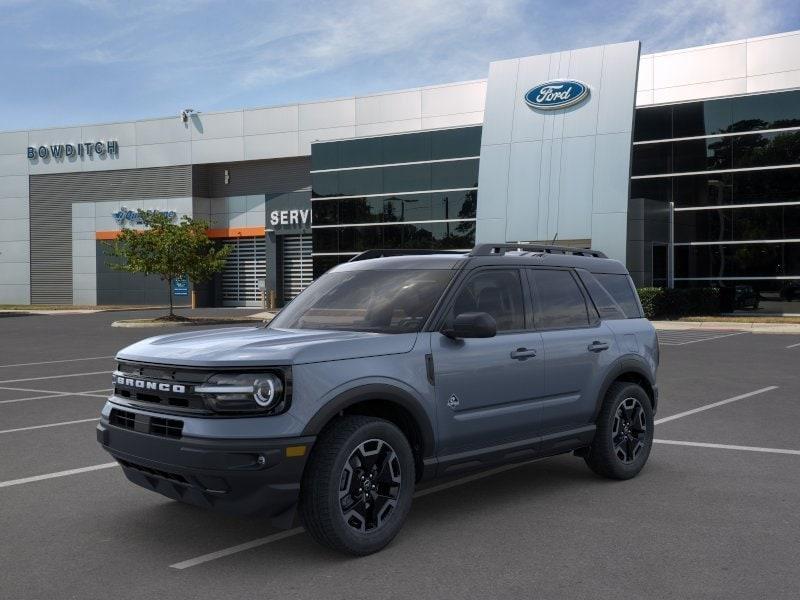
[630,89,800,305]
[311,126,480,276]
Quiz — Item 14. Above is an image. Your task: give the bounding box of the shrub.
[636,287,720,320]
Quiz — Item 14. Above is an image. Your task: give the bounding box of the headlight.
[196,372,286,414]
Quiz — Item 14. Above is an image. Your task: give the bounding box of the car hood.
[116,326,418,367]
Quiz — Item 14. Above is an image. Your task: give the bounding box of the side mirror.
[443,312,497,339]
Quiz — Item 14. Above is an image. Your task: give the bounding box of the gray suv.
[98,243,658,555]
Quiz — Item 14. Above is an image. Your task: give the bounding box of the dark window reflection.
[732,131,800,169]
[311,199,337,226]
[312,227,338,253]
[309,126,482,171]
[675,205,800,243]
[312,255,347,278]
[631,143,672,176]
[633,106,671,142]
[673,98,732,138]
[673,136,732,172]
[632,89,800,141]
[312,172,339,197]
[674,243,800,278]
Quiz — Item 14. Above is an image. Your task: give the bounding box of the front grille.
[108,408,184,439]
[109,408,135,430]
[117,458,188,484]
[149,416,183,438]
[113,362,211,414]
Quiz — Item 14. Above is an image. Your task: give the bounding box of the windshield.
[269,269,455,334]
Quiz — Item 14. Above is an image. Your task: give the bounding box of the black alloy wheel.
[612,397,647,464]
[339,439,402,532]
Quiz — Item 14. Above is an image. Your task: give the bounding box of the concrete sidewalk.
[653,320,800,334]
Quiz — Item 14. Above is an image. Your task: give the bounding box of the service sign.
[524,80,589,110]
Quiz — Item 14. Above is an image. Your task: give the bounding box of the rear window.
[593,273,643,318]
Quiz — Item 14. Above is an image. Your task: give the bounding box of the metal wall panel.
[29,165,191,304]
[195,157,311,198]
[477,41,640,264]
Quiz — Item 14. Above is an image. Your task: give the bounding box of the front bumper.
[97,416,314,524]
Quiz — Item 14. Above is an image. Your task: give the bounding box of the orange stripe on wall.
[206,227,266,238]
[95,226,266,241]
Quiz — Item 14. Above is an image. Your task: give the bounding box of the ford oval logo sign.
[524,80,589,110]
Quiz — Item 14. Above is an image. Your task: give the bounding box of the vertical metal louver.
[220,237,267,307]
[28,166,192,305]
[281,234,313,303]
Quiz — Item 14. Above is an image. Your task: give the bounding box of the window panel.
[311,199,338,226]
[431,159,479,189]
[630,178,673,204]
[634,106,672,142]
[430,126,482,159]
[631,143,672,176]
[732,130,800,169]
[338,137,383,168]
[672,98,732,138]
[312,227,338,254]
[382,163,431,193]
[338,169,383,196]
[447,270,525,332]
[529,269,590,329]
[672,137,732,173]
[731,90,800,132]
[311,141,339,171]
[311,172,339,198]
[382,132,431,164]
[675,243,800,278]
[337,197,383,224]
[674,205,800,243]
[312,255,346,278]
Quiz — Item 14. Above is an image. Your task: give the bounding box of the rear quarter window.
[593,273,643,319]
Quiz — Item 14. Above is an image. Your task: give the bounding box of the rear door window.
[576,270,626,320]
[528,269,590,329]
[593,273,643,318]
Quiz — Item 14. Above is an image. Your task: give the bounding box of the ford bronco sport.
[97,243,658,555]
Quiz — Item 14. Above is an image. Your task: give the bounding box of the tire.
[299,415,415,556]
[584,382,654,480]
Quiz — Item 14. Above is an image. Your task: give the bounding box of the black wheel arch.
[302,383,435,480]
[594,356,657,419]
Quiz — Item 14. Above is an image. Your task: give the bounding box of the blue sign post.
[173,276,189,297]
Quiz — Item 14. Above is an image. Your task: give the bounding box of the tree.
[105,210,231,319]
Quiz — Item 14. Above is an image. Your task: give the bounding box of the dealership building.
[1,29,799,307]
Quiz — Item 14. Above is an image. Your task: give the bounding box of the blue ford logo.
[524,80,589,110]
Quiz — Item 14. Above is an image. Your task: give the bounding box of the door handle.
[588,341,610,352]
[510,348,537,360]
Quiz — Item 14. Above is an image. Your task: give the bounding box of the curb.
[653,321,800,334]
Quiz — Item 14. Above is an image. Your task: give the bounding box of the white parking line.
[0,371,109,385]
[655,439,800,456]
[655,386,778,425]
[170,460,535,570]
[0,388,110,405]
[657,331,746,346]
[0,355,114,368]
[0,417,101,435]
[786,342,800,349]
[0,463,118,489]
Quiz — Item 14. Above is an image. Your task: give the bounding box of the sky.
[2,0,800,131]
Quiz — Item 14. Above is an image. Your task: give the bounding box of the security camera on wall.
[180,108,195,123]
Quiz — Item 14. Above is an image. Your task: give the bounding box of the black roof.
[336,244,629,275]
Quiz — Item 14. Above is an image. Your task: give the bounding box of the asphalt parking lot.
[1,310,799,600]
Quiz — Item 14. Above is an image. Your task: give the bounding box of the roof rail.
[469,243,607,259]
[347,249,468,262]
